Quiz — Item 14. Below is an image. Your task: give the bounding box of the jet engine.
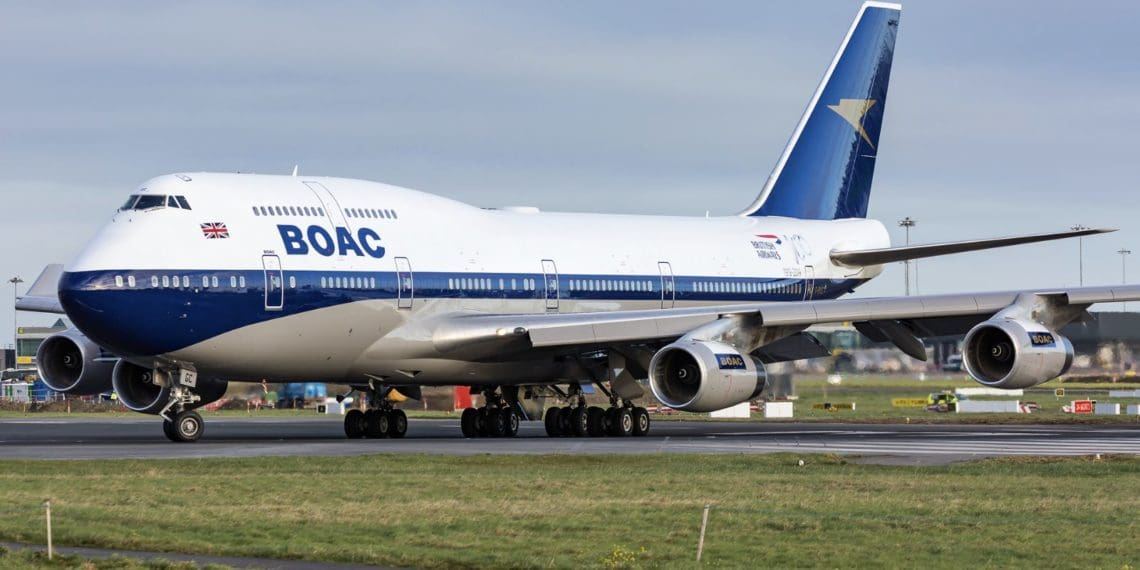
[648,340,767,412]
[35,329,115,395]
[962,318,1074,389]
[112,360,228,414]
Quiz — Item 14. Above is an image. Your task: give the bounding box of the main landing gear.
[543,383,651,438]
[459,386,520,438]
[343,385,408,439]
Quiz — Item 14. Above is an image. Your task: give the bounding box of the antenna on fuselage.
[291,165,299,177]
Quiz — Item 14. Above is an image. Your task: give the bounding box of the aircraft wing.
[15,264,65,314]
[830,227,1113,267]
[428,284,1140,363]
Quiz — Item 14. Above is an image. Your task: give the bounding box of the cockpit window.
[119,195,140,210]
[175,196,191,210]
[167,196,178,208]
[132,195,167,210]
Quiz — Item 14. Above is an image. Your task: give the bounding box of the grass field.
[1,454,1138,569]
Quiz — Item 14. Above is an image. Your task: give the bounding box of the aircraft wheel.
[586,406,606,437]
[162,419,178,442]
[544,407,562,437]
[610,408,633,437]
[502,408,519,437]
[461,407,480,438]
[389,409,408,439]
[631,407,651,437]
[365,409,390,439]
[556,407,574,437]
[172,410,203,443]
[487,408,507,437]
[344,409,366,439]
[570,406,589,437]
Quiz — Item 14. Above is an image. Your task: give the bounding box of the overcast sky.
[3,1,1139,344]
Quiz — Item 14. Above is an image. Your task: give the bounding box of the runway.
[2,417,1139,464]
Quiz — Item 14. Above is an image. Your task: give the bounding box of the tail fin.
[741,2,901,220]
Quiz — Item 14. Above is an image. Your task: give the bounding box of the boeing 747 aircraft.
[18,2,1138,442]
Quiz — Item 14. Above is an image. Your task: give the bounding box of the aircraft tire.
[610,408,633,437]
[461,407,480,438]
[487,408,508,437]
[365,409,390,439]
[586,407,606,437]
[162,419,178,442]
[631,407,651,437]
[344,409,366,439]
[556,407,574,437]
[502,408,519,437]
[173,410,203,443]
[570,406,589,437]
[389,409,408,439]
[544,407,562,437]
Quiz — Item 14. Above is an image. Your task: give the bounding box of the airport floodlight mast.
[1120,248,1132,311]
[8,276,22,351]
[1071,224,1089,286]
[898,217,917,296]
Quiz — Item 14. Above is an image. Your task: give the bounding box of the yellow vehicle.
[926,391,959,412]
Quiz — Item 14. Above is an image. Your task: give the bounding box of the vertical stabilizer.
[741,2,901,220]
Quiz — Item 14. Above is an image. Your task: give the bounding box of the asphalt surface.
[2,416,1139,464]
[1,541,388,570]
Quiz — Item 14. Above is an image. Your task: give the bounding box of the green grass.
[1,454,1138,569]
[0,546,230,569]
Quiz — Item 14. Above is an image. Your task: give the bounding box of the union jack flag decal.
[200,222,230,239]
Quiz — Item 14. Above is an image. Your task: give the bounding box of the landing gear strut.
[159,372,206,443]
[343,383,408,440]
[544,382,650,438]
[459,386,519,438]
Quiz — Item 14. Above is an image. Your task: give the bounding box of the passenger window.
[230,276,238,288]
[176,196,191,210]
[391,210,398,219]
[318,208,325,216]
[182,276,189,288]
[127,276,136,288]
[162,275,170,288]
[321,277,327,288]
[370,277,376,288]
[201,276,209,287]
[252,207,260,216]
[289,276,296,288]
[239,276,246,288]
[511,279,517,290]
[114,275,124,287]
[211,276,218,288]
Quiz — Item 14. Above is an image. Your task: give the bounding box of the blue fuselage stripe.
[60,269,865,356]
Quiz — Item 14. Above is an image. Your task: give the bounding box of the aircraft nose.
[58,271,158,357]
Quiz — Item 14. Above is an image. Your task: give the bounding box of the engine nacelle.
[35,329,115,395]
[963,318,1074,389]
[648,340,767,412]
[112,360,227,414]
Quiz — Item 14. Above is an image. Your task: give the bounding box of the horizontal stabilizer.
[830,228,1113,267]
[15,263,65,314]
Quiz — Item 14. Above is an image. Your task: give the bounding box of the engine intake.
[35,329,114,395]
[648,340,766,412]
[963,318,1074,389]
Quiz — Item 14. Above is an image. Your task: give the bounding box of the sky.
[2,1,1139,345]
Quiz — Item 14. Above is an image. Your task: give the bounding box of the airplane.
[17,1,1139,442]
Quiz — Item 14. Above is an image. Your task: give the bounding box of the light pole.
[8,276,23,354]
[898,217,917,296]
[1119,248,1132,311]
[1071,224,1088,286]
